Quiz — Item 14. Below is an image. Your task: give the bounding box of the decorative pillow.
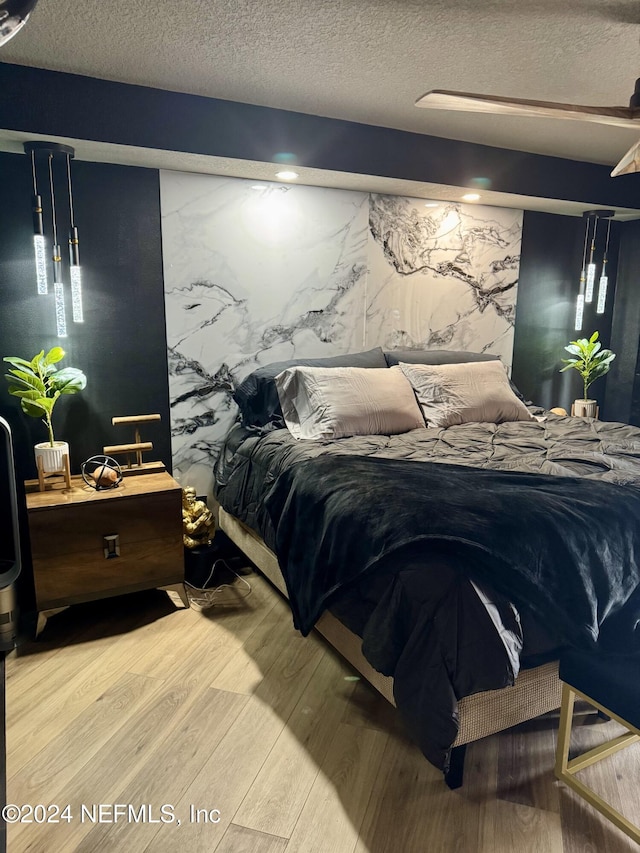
[399,360,534,428]
[275,365,425,440]
[384,348,526,400]
[233,347,388,427]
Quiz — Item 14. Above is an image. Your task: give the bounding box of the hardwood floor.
[5,572,640,852]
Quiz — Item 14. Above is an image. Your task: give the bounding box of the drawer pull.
[103,534,120,559]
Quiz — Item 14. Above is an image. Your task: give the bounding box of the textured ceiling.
[2,0,640,166]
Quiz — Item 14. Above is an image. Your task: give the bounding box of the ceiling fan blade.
[611,138,640,176]
[415,90,640,128]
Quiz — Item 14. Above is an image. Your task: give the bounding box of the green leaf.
[7,388,40,400]
[30,350,45,371]
[20,398,48,418]
[50,367,87,394]
[590,331,599,343]
[2,356,34,370]
[44,347,65,366]
[5,369,45,394]
[565,344,582,356]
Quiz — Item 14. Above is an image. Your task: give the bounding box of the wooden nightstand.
[25,470,186,635]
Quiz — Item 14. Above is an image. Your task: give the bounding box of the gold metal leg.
[555,682,640,845]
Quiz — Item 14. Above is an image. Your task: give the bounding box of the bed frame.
[218,506,562,787]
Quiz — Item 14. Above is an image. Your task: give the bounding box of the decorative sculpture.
[81,455,123,491]
[103,413,162,472]
[182,487,215,548]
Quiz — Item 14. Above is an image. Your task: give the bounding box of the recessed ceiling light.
[462,193,481,202]
[275,170,299,181]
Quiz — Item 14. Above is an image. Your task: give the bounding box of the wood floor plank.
[496,716,561,814]
[234,648,358,837]
[340,677,403,734]
[482,799,564,852]
[140,696,295,852]
[6,606,201,776]
[6,590,168,704]
[210,595,295,695]
[217,824,288,853]
[354,729,454,853]
[130,573,279,681]
[285,722,388,853]
[8,671,163,806]
[8,675,218,852]
[252,625,325,721]
[72,687,249,853]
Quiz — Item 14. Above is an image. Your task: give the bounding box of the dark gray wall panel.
[512,211,617,414]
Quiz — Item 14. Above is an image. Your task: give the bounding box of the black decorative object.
[81,455,123,491]
[0,0,38,46]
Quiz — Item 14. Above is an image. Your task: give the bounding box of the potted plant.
[559,331,615,418]
[3,347,86,473]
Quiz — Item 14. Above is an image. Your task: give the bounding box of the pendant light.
[47,150,67,338]
[596,217,612,315]
[584,216,598,304]
[65,151,83,323]
[575,210,614,331]
[24,142,83,337]
[574,214,590,332]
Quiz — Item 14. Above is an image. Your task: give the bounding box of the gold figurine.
[181,487,215,548]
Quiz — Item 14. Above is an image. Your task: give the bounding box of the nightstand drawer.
[28,492,180,560]
[33,534,183,609]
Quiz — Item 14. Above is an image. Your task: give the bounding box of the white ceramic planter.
[573,399,598,418]
[34,441,69,474]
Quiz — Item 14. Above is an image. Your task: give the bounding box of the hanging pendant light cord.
[30,150,38,196]
[66,153,75,229]
[589,215,599,264]
[48,153,58,248]
[580,215,590,287]
[602,218,612,264]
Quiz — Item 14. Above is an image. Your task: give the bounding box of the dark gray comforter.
[214,413,640,770]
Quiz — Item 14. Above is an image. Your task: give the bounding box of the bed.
[213,346,640,787]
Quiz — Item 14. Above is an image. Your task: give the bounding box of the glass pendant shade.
[53,247,67,337]
[597,275,608,315]
[574,293,585,332]
[70,265,83,323]
[54,282,67,338]
[33,233,47,295]
[585,263,596,302]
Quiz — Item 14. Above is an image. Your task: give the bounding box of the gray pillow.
[399,360,534,428]
[233,347,388,427]
[384,349,525,400]
[275,365,425,440]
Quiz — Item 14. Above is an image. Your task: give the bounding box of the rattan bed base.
[218,506,561,750]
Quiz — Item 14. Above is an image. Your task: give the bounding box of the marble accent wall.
[366,195,522,359]
[160,172,523,496]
